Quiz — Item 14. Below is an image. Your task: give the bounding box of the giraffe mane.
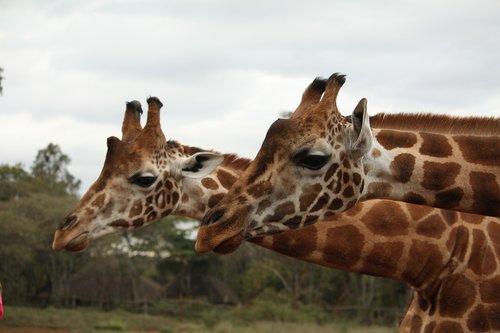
[182,145,251,171]
[369,112,500,135]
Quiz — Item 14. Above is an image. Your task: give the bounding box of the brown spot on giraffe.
[304,215,319,225]
[263,201,295,223]
[342,172,350,183]
[409,315,422,332]
[208,193,225,208]
[299,183,323,210]
[257,199,272,212]
[402,241,443,289]
[454,135,500,166]
[155,180,163,192]
[438,275,476,317]
[487,304,500,330]
[460,211,484,224]
[416,214,447,239]
[264,225,319,258]
[435,321,464,333]
[132,218,144,227]
[403,192,427,205]
[201,177,219,190]
[390,153,416,183]
[363,241,404,277]
[434,187,464,209]
[470,171,500,217]
[310,192,331,212]
[423,321,436,333]
[91,193,106,208]
[352,172,362,186]
[365,182,393,200]
[322,225,364,268]
[147,210,157,221]
[324,163,340,182]
[218,169,238,190]
[344,201,364,216]
[171,192,180,206]
[371,148,381,158]
[328,198,343,211]
[469,229,497,276]
[375,129,418,150]
[419,132,453,158]
[342,185,354,198]
[362,201,409,236]
[109,219,129,227]
[101,201,114,219]
[479,275,500,304]
[467,305,489,332]
[283,216,302,228]
[421,161,461,191]
[247,181,273,197]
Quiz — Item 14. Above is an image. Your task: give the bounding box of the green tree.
[31,143,81,195]
[0,193,78,304]
[0,163,33,201]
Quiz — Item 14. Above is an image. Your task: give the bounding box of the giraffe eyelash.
[129,172,158,188]
[293,149,331,171]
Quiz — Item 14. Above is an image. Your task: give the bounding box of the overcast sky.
[1,0,499,193]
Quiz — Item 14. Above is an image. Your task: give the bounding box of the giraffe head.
[52,97,223,252]
[197,73,373,253]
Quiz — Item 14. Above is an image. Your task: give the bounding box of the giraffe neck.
[361,129,500,217]
[252,200,498,302]
[173,148,250,220]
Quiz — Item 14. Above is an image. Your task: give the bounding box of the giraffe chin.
[64,232,91,252]
[213,231,244,254]
[195,224,244,254]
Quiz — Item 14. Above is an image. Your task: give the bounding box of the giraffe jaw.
[52,231,90,252]
[212,231,245,254]
[195,225,244,254]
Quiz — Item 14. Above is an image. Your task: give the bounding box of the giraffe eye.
[293,151,330,170]
[129,174,157,188]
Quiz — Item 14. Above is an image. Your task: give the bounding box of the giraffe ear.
[348,98,372,159]
[180,152,224,179]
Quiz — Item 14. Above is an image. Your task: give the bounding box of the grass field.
[0,306,398,333]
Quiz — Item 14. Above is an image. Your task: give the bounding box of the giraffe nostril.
[60,215,78,231]
[203,209,225,226]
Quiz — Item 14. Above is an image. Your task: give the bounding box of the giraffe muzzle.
[64,232,90,252]
[52,230,90,252]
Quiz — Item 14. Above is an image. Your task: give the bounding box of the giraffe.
[52,97,499,331]
[52,97,230,251]
[197,73,500,251]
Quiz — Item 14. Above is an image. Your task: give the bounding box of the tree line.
[0,143,410,324]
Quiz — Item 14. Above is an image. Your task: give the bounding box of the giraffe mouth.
[213,231,245,254]
[195,225,244,254]
[62,232,90,252]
